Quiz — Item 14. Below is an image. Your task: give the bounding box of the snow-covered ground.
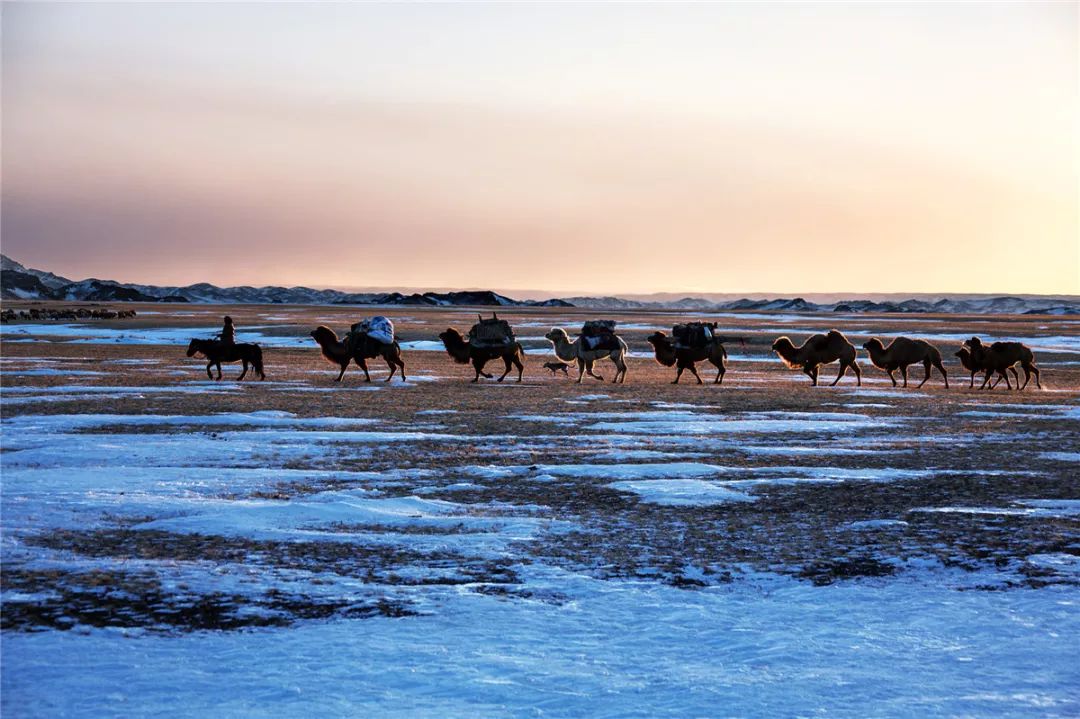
[4,391,1078,716]
[3,312,1079,716]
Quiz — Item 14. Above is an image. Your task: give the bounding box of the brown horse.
[186,338,265,381]
[438,328,524,383]
[646,331,729,384]
[771,330,861,386]
[310,325,406,382]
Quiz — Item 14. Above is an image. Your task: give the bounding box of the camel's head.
[771,336,792,353]
[965,336,984,349]
[310,325,337,346]
[438,328,464,345]
[646,331,669,347]
[862,338,883,352]
[544,328,569,344]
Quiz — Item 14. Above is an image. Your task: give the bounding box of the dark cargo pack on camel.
[673,322,717,349]
[582,319,620,351]
[469,313,516,347]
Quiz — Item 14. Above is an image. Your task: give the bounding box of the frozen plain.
[2,304,1078,717]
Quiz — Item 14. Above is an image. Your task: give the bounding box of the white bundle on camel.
[351,316,395,345]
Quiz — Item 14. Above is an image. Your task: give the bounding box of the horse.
[186,338,265,381]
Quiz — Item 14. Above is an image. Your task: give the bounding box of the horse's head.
[186,339,201,357]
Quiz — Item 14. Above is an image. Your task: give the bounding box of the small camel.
[861,337,948,389]
[545,327,628,384]
[438,328,525,383]
[310,325,406,382]
[771,330,861,386]
[646,331,728,384]
[965,337,1040,390]
[955,346,1012,389]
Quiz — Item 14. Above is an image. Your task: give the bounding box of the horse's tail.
[251,345,266,380]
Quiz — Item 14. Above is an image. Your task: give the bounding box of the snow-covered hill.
[1,255,1075,313]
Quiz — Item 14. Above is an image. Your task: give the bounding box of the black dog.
[543,361,572,377]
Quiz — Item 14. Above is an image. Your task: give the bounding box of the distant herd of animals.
[184,314,1042,390]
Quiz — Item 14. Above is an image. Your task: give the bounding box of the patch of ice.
[609,479,756,506]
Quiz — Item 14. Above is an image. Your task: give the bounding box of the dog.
[543,361,572,377]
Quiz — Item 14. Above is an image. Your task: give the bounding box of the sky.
[2,2,1077,296]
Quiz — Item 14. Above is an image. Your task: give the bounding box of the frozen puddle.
[610,479,756,505]
[912,500,1080,519]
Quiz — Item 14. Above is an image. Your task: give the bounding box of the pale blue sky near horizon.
[2,1,1076,294]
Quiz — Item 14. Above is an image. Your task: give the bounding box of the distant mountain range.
[1,255,1076,314]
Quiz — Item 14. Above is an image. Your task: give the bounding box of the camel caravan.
[182,314,1044,391]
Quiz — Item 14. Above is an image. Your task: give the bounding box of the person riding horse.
[218,316,236,347]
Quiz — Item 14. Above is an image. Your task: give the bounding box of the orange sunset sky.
[1,2,1077,296]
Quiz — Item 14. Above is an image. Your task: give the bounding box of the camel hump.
[826,329,848,343]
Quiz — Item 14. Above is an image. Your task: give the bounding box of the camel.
[771,330,861,386]
[965,337,1040,390]
[955,346,1012,389]
[310,326,406,382]
[544,328,628,384]
[438,328,524,383]
[861,337,948,389]
[646,331,728,384]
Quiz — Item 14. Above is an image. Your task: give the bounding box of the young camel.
[544,328,628,384]
[310,326,406,382]
[955,346,1013,389]
[771,330,861,386]
[966,337,1041,390]
[646,331,728,384]
[861,337,948,389]
[438,328,525,383]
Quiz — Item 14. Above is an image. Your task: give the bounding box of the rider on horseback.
[218,316,236,347]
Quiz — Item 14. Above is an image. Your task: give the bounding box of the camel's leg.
[384,357,397,381]
[688,364,703,385]
[358,358,371,382]
[887,369,897,387]
[206,362,214,380]
[1025,363,1040,389]
[1010,366,1021,390]
[715,364,725,384]
[915,360,931,389]
[673,367,683,384]
[900,365,910,388]
[514,355,524,383]
[830,363,849,386]
[935,362,948,389]
[397,357,407,382]
[237,361,248,381]
[611,355,624,384]
[586,359,604,381]
[853,361,861,386]
[471,358,486,383]
[496,356,513,382]
[979,370,992,390]
[969,371,975,389]
[335,363,347,382]
[576,361,586,385]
